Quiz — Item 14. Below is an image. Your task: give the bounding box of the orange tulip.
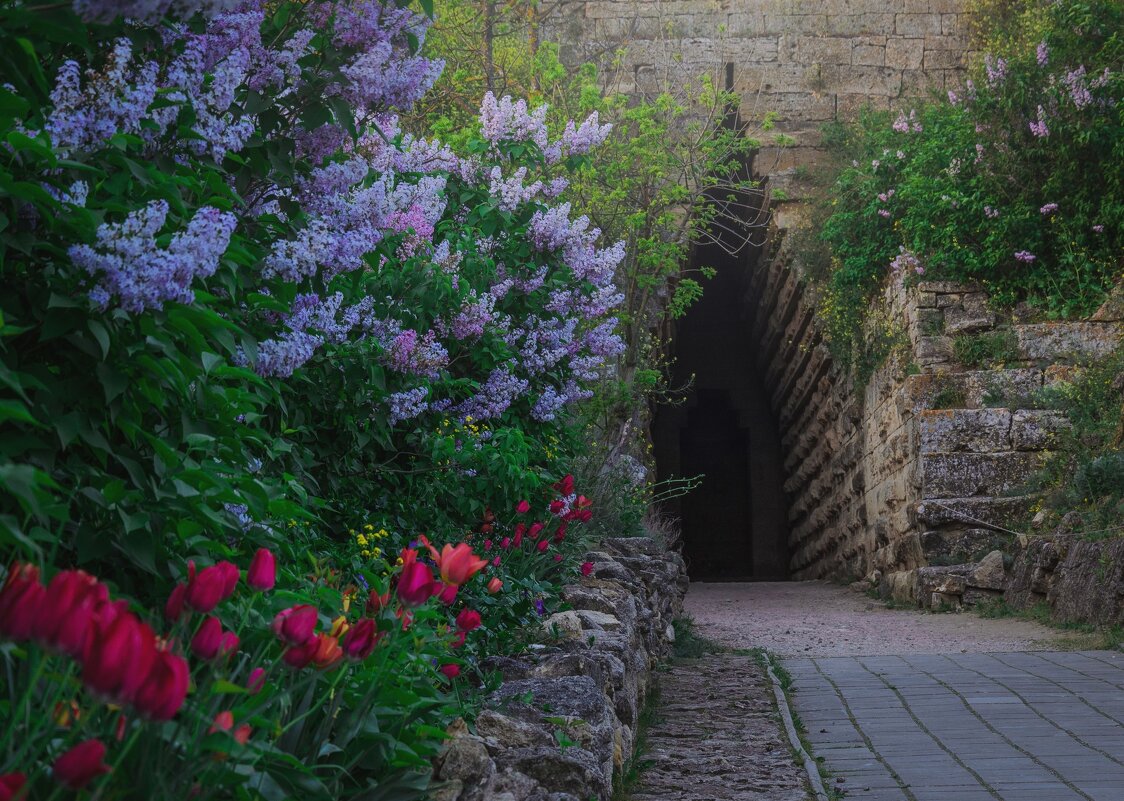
[434,543,488,587]
[312,634,343,669]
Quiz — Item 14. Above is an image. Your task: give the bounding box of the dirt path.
[685,581,1085,657]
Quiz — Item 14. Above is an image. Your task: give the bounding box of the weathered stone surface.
[967,549,1006,590]
[494,748,607,801]
[540,611,583,641]
[917,564,969,595]
[919,408,1011,453]
[921,451,1041,497]
[1011,409,1070,450]
[1016,322,1122,362]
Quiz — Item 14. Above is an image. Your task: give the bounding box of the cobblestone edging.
[430,537,688,801]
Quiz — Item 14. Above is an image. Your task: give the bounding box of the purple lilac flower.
[1014,250,1036,263]
[479,92,549,148]
[1029,105,1050,138]
[456,368,529,420]
[890,247,923,275]
[488,166,543,211]
[72,0,240,22]
[71,201,236,313]
[387,387,429,425]
[1036,41,1049,67]
[1040,203,1058,215]
[984,206,1000,219]
[1063,67,1093,109]
[255,330,323,378]
[891,110,922,134]
[450,292,496,340]
[984,55,1008,86]
[1093,225,1104,233]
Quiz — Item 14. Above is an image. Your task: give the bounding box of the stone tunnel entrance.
[652,209,790,581]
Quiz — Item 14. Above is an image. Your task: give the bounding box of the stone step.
[920,451,1043,498]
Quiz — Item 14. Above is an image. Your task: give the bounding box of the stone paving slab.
[784,650,1124,801]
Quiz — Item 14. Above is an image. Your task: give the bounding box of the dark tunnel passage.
[652,155,790,580]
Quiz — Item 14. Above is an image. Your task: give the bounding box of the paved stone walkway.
[630,654,810,801]
[787,650,1124,801]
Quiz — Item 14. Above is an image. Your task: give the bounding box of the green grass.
[975,598,1124,649]
[610,688,660,801]
[952,328,1020,368]
[670,616,725,659]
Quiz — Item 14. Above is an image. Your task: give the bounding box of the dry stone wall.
[430,537,688,801]
[542,0,972,193]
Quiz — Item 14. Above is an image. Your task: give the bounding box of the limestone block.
[824,13,897,36]
[967,550,1007,590]
[794,35,854,65]
[921,451,1041,497]
[722,36,781,63]
[541,611,584,641]
[825,64,903,95]
[763,14,829,35]
[930,591,962,610]
[726,11,765,36]
[916,335,954,366]
[853,43,887,65]
[1011,409,1070,451]
[1016,322,1122,362]
[923,46,964,69]
[919,408,1012,453]
[493,748,607,801]
[886,37,925,69]
[895,12,943,36]
[943,294,995,334]
[916,495,1032,528]
[917,564,969,595]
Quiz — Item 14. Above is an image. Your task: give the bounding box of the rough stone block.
[895,12,944,36]
[919,408,1012,453]
[943,295,995,334]
[794,35,854,65]
[885,37,925,69]
[967,550,1007,590]
[923,46,964,69]
[853,43,886,65]
[1016,322,1122,362]
[1011,409,1070,451]
[921,451,1041,497]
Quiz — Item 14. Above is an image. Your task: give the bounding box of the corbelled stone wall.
[543,0,972,193]
[750,225,1122,581]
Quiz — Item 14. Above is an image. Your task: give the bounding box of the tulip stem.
[0,649,48,758]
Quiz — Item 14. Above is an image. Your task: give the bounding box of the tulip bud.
[341,618,379,660]
[185,565,228,613]
[165,582,188,622]
[37,570,101,649]
[500,537,511,550]
[549,500,565,514]
[455,609,482,632]
[53,739,111,789]
[528,522,544,539]
[581,561,594,577]
[246,549,276,591]
[439,664,461,679]
[487,578,502,593]
[0,563,44,642]
[233,724,252,745]
[0,772,26,801]
[516,500,531,514]
[365,591,390,616]
[83,612,156,705]
[209,711,234,734]
[437,583,458,605]
[190,616,223,660]
[272,605,317,646]
[536,540,549,553]
[218,631,239,660]
[247,667,266,694]
[451,630,466,648]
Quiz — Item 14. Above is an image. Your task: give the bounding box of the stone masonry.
[543,0,972,195]
[745,223,1121,582]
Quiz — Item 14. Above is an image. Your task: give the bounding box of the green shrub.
[953,328,1020,368]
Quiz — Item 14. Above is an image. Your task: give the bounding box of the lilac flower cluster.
[889,247,924,276]
[1029,105,1050,138]
[455,368,529,421]
[1040,203,1058,215]
[387,387,429,425]
[1014,250,1036,263]
[71,201,236,313]
[1036,41,1049,68]
[985,55,1008,86]
[892,110,922,134]
[73,0,239,21]
[479,92,611,165]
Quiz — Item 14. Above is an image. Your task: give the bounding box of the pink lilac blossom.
[387,387,429,425]
[71,201,236,313]
[892,110,922,133]
[1063,67,1093,109]
[1036,41,1049,67]
[984,55,1008,86]
[1040,203,1058,215]
[1014,250,1036,263]
[488,166,544,211]
[984,206,1000,219]
[890,247,924,275]
[1093,225,1104,233]
[479,93,549,148]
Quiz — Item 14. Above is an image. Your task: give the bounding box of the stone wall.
[747,224,1122,582]
[431,537,688,801]
[542,0,971,194]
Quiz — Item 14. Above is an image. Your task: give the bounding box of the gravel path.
[685,581,1084,657]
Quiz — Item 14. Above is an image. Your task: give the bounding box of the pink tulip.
[439,664,461,679]
[53,739,110,789]
[246,549,276,591]
[456,609,482,632]
[282,635,320,669]
[132,650,190,721]
[190,616,223,660]
[0,772,26,801]
[164,582,187,622]
[581,562,594,577]
[516,500,531,514]
[185,565,229,613]
[341,618,379,660]
[0,563,44,642]
[397,551,437,607]
[487,578,503,593]
[247,667,266,694]
[82,612,156,704]
[437,583,458,605]
[272,605,317,646]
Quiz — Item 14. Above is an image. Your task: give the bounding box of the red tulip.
[581,561,594,577]
[365,591,391,616]
[487,578,503,593]
[282,635,319,669]
[36,570,102,648]
[341,618,379,660]
[82,612,156,704]
[185,564,230,613]
[312,634,343,669]
[554,523,568,543]
[233,724,252,745]
[554,554,563,563]
[0,563,44,642]
[492,556,501,567]
[455,609,482,632]
[516,500,531,514]
[247,667,266,693]
[272,605,317,646]
[512,530,523,548]
[437,582,458,605]
[246,549,275,591]
[209,710,234,734]
[577,509,592,523]
[439,664,460,679]
[132,650,190,721]
[553,474,575,495]
[190,616,223,660]
[53,591,99,659]
[451,630,466,648]
[483,539,493,551]
[165,582,188,622]
[549,500,565,514]
[397,551,437,607]
[528,522,544,539]
[0,772,26,801]
[536,540,549,553]
[435,543,489,586]
[53,739,110,789]
[500,537,511,549]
